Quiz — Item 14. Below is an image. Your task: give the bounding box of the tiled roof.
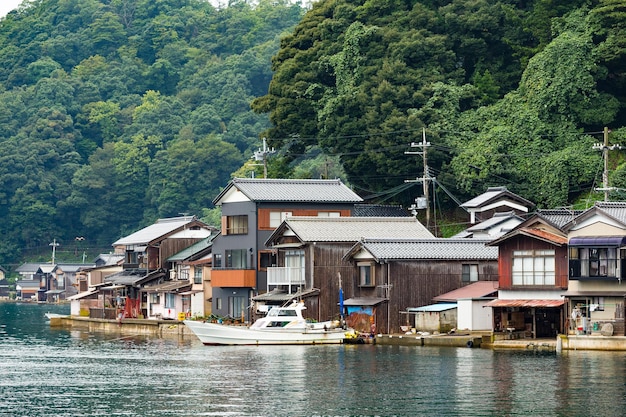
[461,186,534,209]
[357,238,498,260]
[353,204,411,217]
[113,216,203,246]
[595,201,626,224]
[278,217,433,242]
[213,178,363,204]
[536,209,583,229]
[465,211,522,232]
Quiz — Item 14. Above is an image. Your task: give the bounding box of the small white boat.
[184,301,350,345]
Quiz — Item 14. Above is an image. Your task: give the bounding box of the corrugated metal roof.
[406,303,457,312]
[484,299,564,308]
[358,238,497,260]
[280,217,433,242]
[141,280,191,293]
[213,178,363,205]
[465,212,522,232]
[113,216,201,246]
[433,281,498,302]
[343,297,386,306]
[353,204,411,217]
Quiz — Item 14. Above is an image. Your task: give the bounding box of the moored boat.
[184,301,351,345]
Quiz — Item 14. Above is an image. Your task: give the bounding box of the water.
[1,303,626,417]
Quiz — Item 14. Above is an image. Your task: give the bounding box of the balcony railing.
[569,259,626,280]
[267,266,305,288]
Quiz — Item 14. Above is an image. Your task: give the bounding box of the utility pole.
[49,239,59,264]
[593,127,622,201]
[405,128,434,229]
[252,137,276,179]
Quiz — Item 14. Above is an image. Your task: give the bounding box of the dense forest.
[0,0,304,266]
[1,0,626,268]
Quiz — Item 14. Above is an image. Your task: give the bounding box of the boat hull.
[184,320,347,345]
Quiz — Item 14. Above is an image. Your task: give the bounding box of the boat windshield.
[268,309,297,317]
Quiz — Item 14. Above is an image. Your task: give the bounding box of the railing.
[267,266,305,287]
[569,258,626,280]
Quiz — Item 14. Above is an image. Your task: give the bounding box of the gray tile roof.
[461,186,534,209]
[278,217,433,242]
[465,211,523,232]
[536,209,583,229]
[356,238,498,261]
[213,178,363,204]
[113,216,203,246]
[595,202,626,225]
[353,204,411,217]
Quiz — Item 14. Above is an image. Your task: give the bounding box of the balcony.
[267,266,305,288]
[569,259,626,281]
[212,269,256,288]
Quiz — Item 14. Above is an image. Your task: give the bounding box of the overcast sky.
[1,0,23,18]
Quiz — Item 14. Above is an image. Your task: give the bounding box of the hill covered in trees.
[0,0,304,266]
[254,0,626,213]
[2,0,626,268]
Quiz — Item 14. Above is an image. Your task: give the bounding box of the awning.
[484,299,564,308]
[562,291,626,297]
[569,236,626,247]
[406,303,457,313]
[66,289,99,300]
[179,290,203,296]
[99,285,126,291]
[343,297,386,306]
[45,290,66,295]
[141,281,191,293]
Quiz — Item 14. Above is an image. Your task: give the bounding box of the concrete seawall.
[51,316,194,338]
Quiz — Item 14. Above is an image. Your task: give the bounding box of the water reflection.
[2,303,626,416]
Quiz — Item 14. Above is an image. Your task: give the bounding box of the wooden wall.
[496,235,568,290]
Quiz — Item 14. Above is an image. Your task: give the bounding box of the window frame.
[358,262,375,287]
[511,249,555,286]
[225,215,248,235]
[462,264,479,282]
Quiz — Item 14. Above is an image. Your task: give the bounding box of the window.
[229,296,246,319]
[358,262,375,287]
[225,215,248,235]
[165,293,176,308]
[213,253,222,268]
[216,297,222,310]
[462,264,479,282]
[149,293,160,304]
[226,249,248,268]
[269,211,292,228]
[317,212,340,218]
[259,251,277,271]
[193,267,202,284]
[569,247,618,278]
[512,250,555,286]
[178,266,190,281]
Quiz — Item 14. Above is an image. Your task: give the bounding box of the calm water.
[1,303,625,417]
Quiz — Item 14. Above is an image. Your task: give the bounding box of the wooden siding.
[302,242,498,333]
[212,269,256,288]
[257,209,351,230]
[496,235,568,290]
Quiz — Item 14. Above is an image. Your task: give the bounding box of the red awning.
[484,299,564,308]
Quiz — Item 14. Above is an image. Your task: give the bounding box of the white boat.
[184,301,350,345]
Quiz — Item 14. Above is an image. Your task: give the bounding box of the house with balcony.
[562,201,626,336]
[485,210,571,339]
[263,216,435,333]
[210,178,363,321]
[73,216,215,319]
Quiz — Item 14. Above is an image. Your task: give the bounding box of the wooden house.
[486,212,570,339]
[210,178,363,321]
[343,238,498,334]
[265,216,436,333]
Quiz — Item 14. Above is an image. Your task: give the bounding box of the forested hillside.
[0,0,304,266]
[3,0,626,268]
[254,0,626,213]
